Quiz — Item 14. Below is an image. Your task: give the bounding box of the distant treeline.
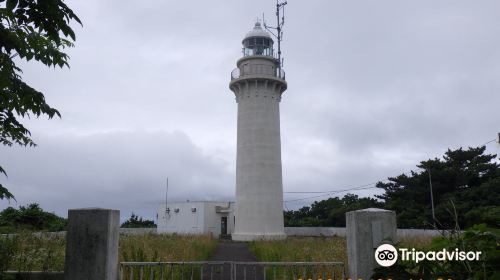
[0,205,156,233]
[285,146,499,229]
[0,203,66,233]
[121,213,156,228]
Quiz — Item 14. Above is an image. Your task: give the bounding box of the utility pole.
[427,168,436,227]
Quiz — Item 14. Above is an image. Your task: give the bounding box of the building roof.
[244,22,272,41]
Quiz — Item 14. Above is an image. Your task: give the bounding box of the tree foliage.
[377,146,499,229]
[0,0,81,200]
[0,203,67,233]
[285,146,499,229]
[284,194,382,227]
[121,213,157,228]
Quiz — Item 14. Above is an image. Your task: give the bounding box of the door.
[221,217,227,235]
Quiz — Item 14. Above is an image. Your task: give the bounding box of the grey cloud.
[0,131,233,220]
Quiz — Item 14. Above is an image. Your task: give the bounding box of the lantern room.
[242,22,274,57]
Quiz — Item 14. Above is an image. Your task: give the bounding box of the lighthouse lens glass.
[243,37,273,57]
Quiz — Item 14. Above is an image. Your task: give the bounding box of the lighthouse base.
[232,232,286,241]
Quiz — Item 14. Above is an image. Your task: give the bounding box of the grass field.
[249,235,432,263]
[1,233,218,271]
[249,236,348,263]
[120,233,218,262]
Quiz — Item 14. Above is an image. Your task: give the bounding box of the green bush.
[373,224,500,279]
[0,204,67,234]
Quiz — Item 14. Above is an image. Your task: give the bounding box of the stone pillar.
[346,208,396,280]
[64,208,120,280]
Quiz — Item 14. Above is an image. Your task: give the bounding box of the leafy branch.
[0,0,81,200]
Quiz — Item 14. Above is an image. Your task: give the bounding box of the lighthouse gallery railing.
[231,65,286,81]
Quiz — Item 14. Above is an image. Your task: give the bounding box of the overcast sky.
[1,0,499,221]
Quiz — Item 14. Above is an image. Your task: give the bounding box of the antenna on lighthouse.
[263,0,287,72]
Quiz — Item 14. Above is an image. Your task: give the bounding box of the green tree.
[284,193,382,227]
[0,203,67,233]
[0,0,81,200]
[121,213,157,228]
[376,146,499,229]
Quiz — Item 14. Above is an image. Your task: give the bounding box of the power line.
[283,171,416,197]
[284,180,385,194]
[284,185,380,203]
[482,139,496,146]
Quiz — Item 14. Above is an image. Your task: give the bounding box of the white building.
[157,201,234,237]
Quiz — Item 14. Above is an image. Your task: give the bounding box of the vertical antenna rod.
[165,177,169,213]
[264,0,287,74]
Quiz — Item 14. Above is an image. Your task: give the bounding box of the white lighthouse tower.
[229,21,287,241]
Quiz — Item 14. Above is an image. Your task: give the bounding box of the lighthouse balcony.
[231,65,286,81]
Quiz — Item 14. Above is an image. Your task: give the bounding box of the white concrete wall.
[119,228,157,236]
[157,202,205,234]
[202,202,235,236]
[285,227,346,237]
[284,227,442,238]
[396,228,442,238]
[156,201,234,236]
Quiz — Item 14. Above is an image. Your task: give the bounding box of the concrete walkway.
[204,241,263,280]
[210,242,258,261]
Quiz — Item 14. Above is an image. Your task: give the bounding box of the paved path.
[210,242,258,261]
[204,241,263,280]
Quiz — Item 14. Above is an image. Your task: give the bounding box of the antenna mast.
[264,0,287,73]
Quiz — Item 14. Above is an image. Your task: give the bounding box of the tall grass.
[249,236,433,263]
[120,233,218,262]
[1,232,218,272]
[249,236,347,263]
[248,237,348,279]
[0,232,66,272]
[248,235,433,279]
[398,236,433,249]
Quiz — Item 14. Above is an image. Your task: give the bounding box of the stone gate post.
[64,208,120,280]
[346,208,396,280]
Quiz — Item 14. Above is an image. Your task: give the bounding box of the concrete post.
[64,208,120,280]
[346,208,396,280]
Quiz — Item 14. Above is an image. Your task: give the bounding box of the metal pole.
[276,0,281,73]
[165,177,169,231]
[427,168,436,226]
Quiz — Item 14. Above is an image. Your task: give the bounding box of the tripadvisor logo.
[375,244,398,267]
[375,244,482,267]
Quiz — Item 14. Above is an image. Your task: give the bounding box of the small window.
[264,39,269,46]
[256,38,263,45]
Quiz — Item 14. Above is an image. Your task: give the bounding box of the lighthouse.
[229,21,287,241]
